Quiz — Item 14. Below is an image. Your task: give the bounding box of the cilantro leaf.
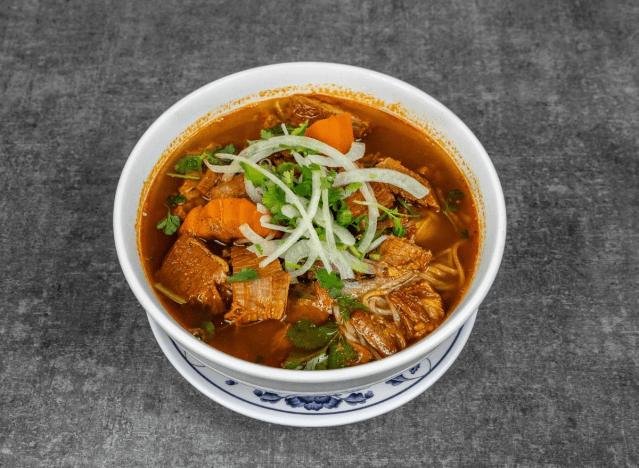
[327,337,358,369]
[166,194,187,207]
[445,189,464,213]
[261,184,287,215]
[336,294,369,321]
[286,319,339,350]
[336,208,352,226]
[202,320,215,340]
[316,269,344,291]
[227,268,259,283]
[156,208,181,235]
[173,154,205,174]
[240,162,269,188]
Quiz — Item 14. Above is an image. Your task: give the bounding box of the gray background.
[1,0,637,467]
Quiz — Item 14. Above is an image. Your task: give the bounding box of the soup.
[138,94,480,369]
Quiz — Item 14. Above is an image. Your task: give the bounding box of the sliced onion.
[333,169,429,199]
[238,224,277,256]
[345,142,366,161]
[256,203,268,214]
[366,234,388,253]
[281,204,298,219]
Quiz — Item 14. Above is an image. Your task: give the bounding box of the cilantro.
[261,184,287,215]
[281,169,295,188]
[326,338,357,369]
[202,321,215,340]
[368,253,380,261]
[397,196,418,216]
[445,189,464,212]
[173,154,206,174]
[276,162,300,174]
[166,173,200,180]
[335,295,368,322]
[254,244,263,255]
[284,336,357,370]
[173,144,236,174]
[156,207,181,235]
[316,269,344,291]
[343,182,362,198]
[240,162,269,188]
[292,166,314,198]
[336,208,352,226]
[442,189,465,230]
[461,229,470,239]
[261,121,308,139]
[279,144,320,157]
[355,201,416,238]
[166,194,187,207]
[286,319,339,350]
[227,268,260,283]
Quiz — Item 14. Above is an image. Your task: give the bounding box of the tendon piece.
[350,310,405,357]
[282,95,370,138]
[230,246,281,278]
[376,235,433,277]
[205,174,249,200]
[155,236,229,314]
[196,170,222,197]
[375,158,440,210]
[225,270,292,324]
[345,182,395,221]
[387,280,445,341]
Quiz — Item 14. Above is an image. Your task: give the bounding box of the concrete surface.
[1,0,638,467]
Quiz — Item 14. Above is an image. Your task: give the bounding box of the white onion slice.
[345,142,366,161]
[333,169,429,199]
[366,234,388,253]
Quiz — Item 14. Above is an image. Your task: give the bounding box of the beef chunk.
[155,236,229,314]
[224,247,290,324]
[388,280,445,341]
[196,170,222,197]
[204,174,248,200]
[376,235,433,277]
[225,271,291,325]
[350,310,405,357]
[345,182,395,222]
[375,157,440,210]
[282,95,370,138]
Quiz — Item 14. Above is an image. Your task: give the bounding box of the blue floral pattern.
[251,389,375,411]
[385,361,431,386]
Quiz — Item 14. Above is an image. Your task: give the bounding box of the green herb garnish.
[166,194,187,206]
[227,268,260,283]
[156,207,181,235]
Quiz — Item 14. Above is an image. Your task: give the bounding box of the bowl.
[113,62,506,396]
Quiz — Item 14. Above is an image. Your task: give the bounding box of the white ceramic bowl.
[114,62,506,395]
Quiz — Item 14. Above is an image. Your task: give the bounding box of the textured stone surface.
[1,1,638,467]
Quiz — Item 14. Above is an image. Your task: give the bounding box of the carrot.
[305,112,354,154]
[180,198,278,243]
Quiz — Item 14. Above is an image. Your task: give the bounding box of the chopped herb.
[173,145,236,174]
[154,283,186,304]
[445,189,464,212]
[279,144,320,157]
[240,162,270,188]
[227,268,260,283]
[166,194,187,206]
[461,229,470,239]
[443,189,465,230]
[202,320,215,340]
[166,173,201,180]
[368,253,380,261]
[397,196,418,216]
[286,319,339,350]
[254,244,263,255]
[260,121,309,140]
[156,207,181,235]
[261,184,287,215]
[316,269,344,292]
[335,294,368,322]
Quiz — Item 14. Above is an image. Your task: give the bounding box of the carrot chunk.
[180,198,277,243]
[305,112,354,154]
